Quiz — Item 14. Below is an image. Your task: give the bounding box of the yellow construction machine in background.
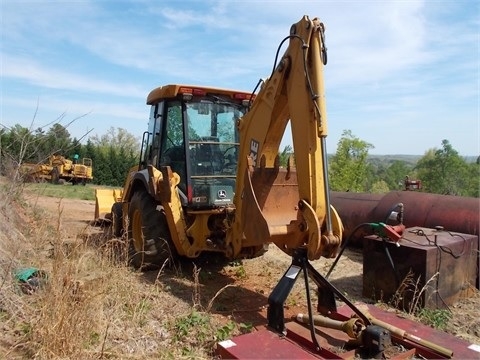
[20,155,93,185]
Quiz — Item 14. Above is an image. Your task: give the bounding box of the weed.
[417,308,452,330]
[192,264,201,309]
[87,331,101,346]
[238,322,253,334]
[174,310,210,339]
[172,309,216,356]
[19,322,32,335]
[216,321,236,341]
[388,269,439,315]
[234,265,247,279]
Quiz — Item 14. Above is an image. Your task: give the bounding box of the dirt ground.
[27,192,480,349]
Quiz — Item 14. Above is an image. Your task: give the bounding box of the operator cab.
[142,85,252,209]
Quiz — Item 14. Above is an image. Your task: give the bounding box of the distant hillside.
[367,154,421,166]
[325,154,422,166]
[367,154,478,165]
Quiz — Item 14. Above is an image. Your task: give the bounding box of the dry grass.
[387,269,440,314]
[0,177,239,359]
[2,174,479,358]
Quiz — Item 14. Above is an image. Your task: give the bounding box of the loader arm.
[228,15,342,260]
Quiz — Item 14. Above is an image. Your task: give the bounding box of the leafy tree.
[278,145,293,167]
[89,127,140,155]
[46,124,72,156]
[2,124,38,164]
[370,180,390,194]
[464,161,480,197]
[86,128,140,186]
[329,130,374,192]
[415,140,471,196]
[385,160,416,191]
[83,139,96,163]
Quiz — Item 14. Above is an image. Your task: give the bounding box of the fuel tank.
[330,191,480,244]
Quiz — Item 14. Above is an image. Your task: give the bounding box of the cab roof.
[146,84,253,105]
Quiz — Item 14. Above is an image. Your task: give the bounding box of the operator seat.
[194,137,224,173]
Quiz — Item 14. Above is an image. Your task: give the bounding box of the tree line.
[326,130,479,197]
[1,124,478,197]
[0,124,139,187]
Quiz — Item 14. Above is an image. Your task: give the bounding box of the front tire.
[127,190,175,270]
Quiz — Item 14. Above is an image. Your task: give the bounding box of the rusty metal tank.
[330,191,480,244]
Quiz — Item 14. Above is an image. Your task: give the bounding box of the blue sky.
[1,0,478,156]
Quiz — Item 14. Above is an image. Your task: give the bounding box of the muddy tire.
[111,202,123,238]
[127,190,175,270]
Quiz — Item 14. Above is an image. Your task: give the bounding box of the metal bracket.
[267,248,371,351]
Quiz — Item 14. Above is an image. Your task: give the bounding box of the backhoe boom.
[228,15,342,260]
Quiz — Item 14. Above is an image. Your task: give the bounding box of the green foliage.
[2,121,478,197]
[215,321,252,341]
[172,310,216,356]
[1,123,139,187]
[87,127,140,186]
[278,145,293,167]
[329,130,374,192]
[465,162,480,198]
[415,140,476,196]
[216,321,236,341]
[238,322,253,334]
[417,308,452,330]
[173,310,210,341]
[370,180,390,194]
[88,127,140,152]
[234,265,247,279]
[369,159,416,191]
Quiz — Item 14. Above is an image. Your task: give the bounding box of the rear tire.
[127,190,175,270]
[111,202,123,238]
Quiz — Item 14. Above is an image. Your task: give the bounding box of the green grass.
[417,308,452,330]
[24,182,96,201]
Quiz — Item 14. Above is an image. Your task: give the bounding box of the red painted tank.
[330,191,479,243]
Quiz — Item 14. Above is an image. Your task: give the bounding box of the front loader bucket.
[94,188,123,220]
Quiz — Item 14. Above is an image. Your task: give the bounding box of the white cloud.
[1,0,478,155]
[2,55,145,98]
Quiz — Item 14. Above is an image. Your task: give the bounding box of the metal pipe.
[296,313,364,339]
[297,311,454,358]
[360,309,454,358]
[330,191,479,244]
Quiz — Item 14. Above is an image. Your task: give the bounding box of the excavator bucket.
[242,164,304,253]
[94,188,123,221]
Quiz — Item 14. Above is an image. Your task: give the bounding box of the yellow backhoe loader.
[95,15,342,269]
[94,16,459,358]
